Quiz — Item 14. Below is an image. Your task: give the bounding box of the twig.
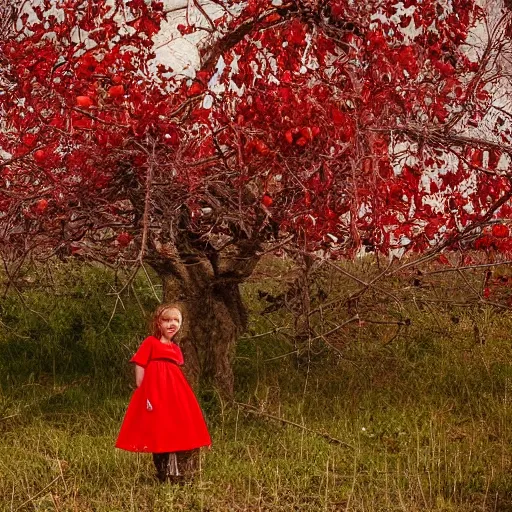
[263,349,299,362]
[425,260,512,275]
[382,324,403,346]
[15,475,60,511]
[0,318,30,339]
[141,263,161,302]
[360,318,408,325]
[310,325,364,372]
[287,248,402,309]
[240,327,290,340]
[192,0,216,31]
[133,138,156,263]
[57,459,68,494]
[308,315,360,342]
[235,401,354,449]
[0,413,19,421]
[97,294,121,336]
[70,107,129,128]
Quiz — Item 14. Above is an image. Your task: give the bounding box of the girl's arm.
[135,364,145,387]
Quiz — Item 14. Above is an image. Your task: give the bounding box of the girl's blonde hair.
[150,303,183,340]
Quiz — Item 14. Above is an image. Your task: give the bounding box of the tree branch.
[235,401,354,448]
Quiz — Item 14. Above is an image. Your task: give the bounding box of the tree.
[1,0,512,396]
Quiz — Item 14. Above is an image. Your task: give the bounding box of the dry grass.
[2,258,512,510]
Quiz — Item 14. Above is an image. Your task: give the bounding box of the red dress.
[115,336,211,453]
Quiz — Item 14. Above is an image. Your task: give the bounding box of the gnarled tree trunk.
[149,238,261,399]
[162,273,248,398]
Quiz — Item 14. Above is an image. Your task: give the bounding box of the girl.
[116,303,211,482]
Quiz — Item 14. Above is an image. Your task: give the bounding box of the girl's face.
[158,307,182,341]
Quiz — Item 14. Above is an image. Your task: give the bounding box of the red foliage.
[187,83,203,97]
[108,85,125,98]
[33,150,46,164]
[0,0,510,267]
[492,224,509,238]
[35,199,48,214]
[76,95,94,108]
[261,194,273,207]
[117,232,133,247]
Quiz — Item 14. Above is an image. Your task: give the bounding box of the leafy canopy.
[1,0,512,269]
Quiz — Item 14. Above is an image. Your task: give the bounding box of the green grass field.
[1,260,512,511]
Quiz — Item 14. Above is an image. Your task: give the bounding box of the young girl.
[115,303,211,482]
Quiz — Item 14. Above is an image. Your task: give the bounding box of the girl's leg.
[152,452,180,482]
[152,452,169,482]
[176,449,199,482]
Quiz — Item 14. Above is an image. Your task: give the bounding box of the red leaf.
[331,108,347,126]
[264,13,281,23]
[433,60,455,77]
[254,139,270,155]
[76,95,94,108]
[117,232,133,246]
[177,24,194,35]
[130,16,160,37]
[281,70,292,83]
[471,148,483,167]
[22,133,38,148]
[300,127,313,141]
[437,254,449,265]
[187,83,203,96]
[492,224,509,238]
[108,85,125,98]
[287,20,306,45]
[475,235,494,250]
[367,30,387,50]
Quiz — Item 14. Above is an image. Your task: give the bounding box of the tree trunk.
[162,274,247,398]
[149,235,260,399]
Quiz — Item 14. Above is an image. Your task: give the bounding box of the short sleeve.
[129,337,153,367]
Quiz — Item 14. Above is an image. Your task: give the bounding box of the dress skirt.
[115,337,211,453]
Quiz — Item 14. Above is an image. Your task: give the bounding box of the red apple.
[35,199,48,213]
[34,150,45,163]
[261,194,273,207]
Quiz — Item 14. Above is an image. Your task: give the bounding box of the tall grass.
[1,258,512,511]
[0,262,159,389]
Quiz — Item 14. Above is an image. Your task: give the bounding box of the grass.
[3,334,512,511]
[2,258,512,510]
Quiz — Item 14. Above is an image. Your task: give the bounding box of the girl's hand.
[135,364,145,387]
